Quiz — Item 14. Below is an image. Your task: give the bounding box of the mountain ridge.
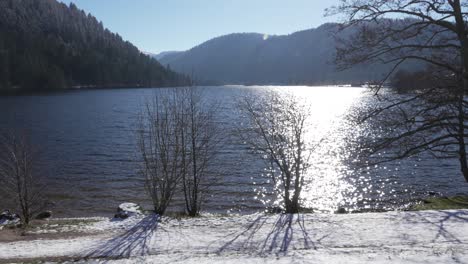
[159,23,420,85]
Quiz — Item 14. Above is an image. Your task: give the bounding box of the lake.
[0,86,467,217]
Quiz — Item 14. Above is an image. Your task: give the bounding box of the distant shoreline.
[0,84,186,96]
[0,83,371,96]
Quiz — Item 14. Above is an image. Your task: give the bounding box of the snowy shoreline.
[0,210,467,263]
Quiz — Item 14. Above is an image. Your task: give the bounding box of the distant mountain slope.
[152,51,183,61]
[0,0,188,92]
[159,24,420,85]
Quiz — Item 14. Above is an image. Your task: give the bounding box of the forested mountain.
[159,23,421,85]
[0,0,188,92]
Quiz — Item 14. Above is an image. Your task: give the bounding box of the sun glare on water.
[275,86,367,212]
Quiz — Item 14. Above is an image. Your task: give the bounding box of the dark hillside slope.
[0,0,188,92]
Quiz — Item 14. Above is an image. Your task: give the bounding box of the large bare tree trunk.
[451,0,468,182]
[330,0,468,183]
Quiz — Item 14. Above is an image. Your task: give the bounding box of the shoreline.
[4,194,467,220]
[0,84,368,96]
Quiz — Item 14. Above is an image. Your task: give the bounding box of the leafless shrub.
[137,87,220,216]
[137,89,186,215]
[0,131,47,225]
[179,87,221,217]
[238,90,317,214]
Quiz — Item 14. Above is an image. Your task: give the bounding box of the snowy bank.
[0,210,467,263]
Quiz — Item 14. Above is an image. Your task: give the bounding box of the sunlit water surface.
[0,86,466,217]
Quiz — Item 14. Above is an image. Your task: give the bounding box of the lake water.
[0,86,467,217]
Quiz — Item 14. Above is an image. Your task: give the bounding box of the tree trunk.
[461,164,468,182]
[188,208,198,217]
[155,206,165,216]
[285,198,299,214]
[458,92,468,183]
[452,0,468,182]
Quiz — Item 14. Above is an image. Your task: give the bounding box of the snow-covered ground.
[0,210,467,263]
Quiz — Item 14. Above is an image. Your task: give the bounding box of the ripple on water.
[0,86,467,217]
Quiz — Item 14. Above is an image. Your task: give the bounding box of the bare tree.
[0,131,46,225]
[137,90,186,215]
[238,90,314,214]
[179,87,220,217]
[328,0,468,182]
[137,87,220,216]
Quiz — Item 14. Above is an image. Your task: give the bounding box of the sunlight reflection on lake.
[248,86,367,212]
[0,86,466,216]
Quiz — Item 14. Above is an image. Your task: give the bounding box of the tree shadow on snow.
[403,210,468,244]
[430,210,468,244]
[218,214,324,256]
[84,214,161,261]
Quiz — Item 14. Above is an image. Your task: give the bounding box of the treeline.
[0,0,189,92]
[391,70,434,93]
[391,68,458,94]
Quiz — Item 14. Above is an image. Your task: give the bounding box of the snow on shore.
[0,210,467,263]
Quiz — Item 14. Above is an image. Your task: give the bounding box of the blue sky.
[58,0,340,54]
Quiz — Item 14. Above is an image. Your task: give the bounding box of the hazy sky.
[58,0,340,54]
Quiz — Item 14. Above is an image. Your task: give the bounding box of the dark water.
[0,86,467,217]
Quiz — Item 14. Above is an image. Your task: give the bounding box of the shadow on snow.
[218,214,324,256]
[412,210,468,244]
[84,214,161,261]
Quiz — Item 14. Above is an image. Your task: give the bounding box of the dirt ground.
[0,228,92,243]
[0,218,101,243]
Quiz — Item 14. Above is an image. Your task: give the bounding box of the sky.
[58,0,341,54]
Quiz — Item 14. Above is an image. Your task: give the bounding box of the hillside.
[0,0,188,92]
[159,23,420,85]
[151,51,183,61]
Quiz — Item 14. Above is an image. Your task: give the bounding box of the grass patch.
[410,196,468,211]
[47,218,101,226]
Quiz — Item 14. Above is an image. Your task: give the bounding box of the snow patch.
[118,203,143,214]
[0,210,466,263]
